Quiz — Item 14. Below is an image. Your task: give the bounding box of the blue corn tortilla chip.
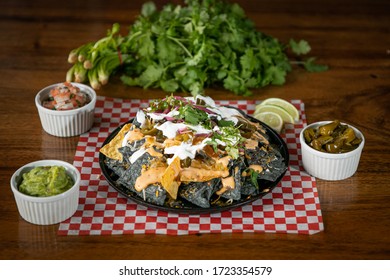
[245,146,287,182]
[179,178,220,208]
[116,151,167,205]
[219,158,245,201]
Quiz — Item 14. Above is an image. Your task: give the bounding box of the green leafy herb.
[290,57,329,73]
[207,125,244,159]
[303,57,329,72]
[218,119,235,127]
[180,104,210,126]
[66,0,327,95]
[248,168,260,189]
[289,39,328,72]
[289,39,311,55]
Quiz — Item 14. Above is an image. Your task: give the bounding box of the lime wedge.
[258,98,299,123]
[254,104,295,124]
[254,111,283,133]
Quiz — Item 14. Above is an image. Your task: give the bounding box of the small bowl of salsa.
[10,160,81,225]
[35,82,96,137]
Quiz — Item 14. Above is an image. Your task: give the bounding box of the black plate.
[99,110,289,214]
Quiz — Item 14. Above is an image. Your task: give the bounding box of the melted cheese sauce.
[146,147,163,158]
[245,139,258,150]
[122,128,144,147]
[249,164,263,173]
[215,156,232,169]
[180,167,229,182]
[134,167,166,191]
[216,176,235,195]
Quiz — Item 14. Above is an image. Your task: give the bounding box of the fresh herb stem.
[167,36,193,58]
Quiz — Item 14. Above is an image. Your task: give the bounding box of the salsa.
[43,82,90,110]
[18,166,74,197]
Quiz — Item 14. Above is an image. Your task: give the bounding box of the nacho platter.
[99,96,289,214]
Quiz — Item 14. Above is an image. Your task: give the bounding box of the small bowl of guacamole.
[10,160,81,225]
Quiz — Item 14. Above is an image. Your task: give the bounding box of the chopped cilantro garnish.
[218,119,235,127]
[179,104,210,126]
[207,125,245,159]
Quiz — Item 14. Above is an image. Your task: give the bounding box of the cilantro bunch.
[66,0,327,96]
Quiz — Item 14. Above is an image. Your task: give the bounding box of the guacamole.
[19,166,74,197]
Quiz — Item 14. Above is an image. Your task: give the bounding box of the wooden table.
[1,0,389,260]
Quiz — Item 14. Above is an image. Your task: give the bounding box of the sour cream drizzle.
[136,110,146,127]
[155,121,188,139]
[129,148,147,164]
[147,109,180,121]
[164,138,211,165]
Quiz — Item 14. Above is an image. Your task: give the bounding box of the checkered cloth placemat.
[58,96,324,235]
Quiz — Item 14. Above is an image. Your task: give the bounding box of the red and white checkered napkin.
[58,96,324,235]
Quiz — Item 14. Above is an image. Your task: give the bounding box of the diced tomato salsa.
[43,82,90,110]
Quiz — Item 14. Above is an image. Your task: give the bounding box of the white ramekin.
[35,82,97,137]
[300,121,365,181]
[10,160,80,225]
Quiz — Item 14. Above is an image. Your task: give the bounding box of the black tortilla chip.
[180,178,220,208]
[219,158,245,201]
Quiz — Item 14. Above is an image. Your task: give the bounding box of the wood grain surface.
[0,0,389,260]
